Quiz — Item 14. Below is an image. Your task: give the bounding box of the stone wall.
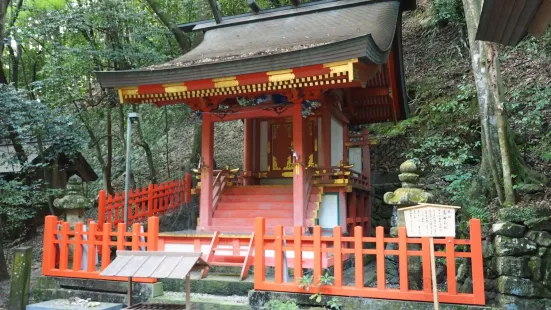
[481,209,551,309]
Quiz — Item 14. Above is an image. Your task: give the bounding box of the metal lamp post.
[124,112,140,225]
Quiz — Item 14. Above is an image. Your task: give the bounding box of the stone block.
[491,222,526,238]
[498,207,551,224]
[496,276,550,298]
[526,231,551,247]
[484,279,496,291]
[482,240,494,259]
[525,217,551,232]
[493,235,537,256]
[26,300,123,310]
[530,256,543,282]
[496,294,548,310]
[494,256,531,278]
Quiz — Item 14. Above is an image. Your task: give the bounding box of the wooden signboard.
[402,203,460,310]
[402,203,460,237]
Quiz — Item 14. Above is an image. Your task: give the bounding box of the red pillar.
[243,119,254,185]
[292,103,305,227]
[199,114,214,231]
[321,107,332,167]
[343,122,349,165]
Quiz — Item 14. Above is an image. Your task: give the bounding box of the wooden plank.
[73,223,83,272]
[100,255,133,276]
[133,256,166,278]
[116,256,149,277]
[151,256,182,278]
[168,257,199,279]
[59,223,70,270]
[293,226,303,280]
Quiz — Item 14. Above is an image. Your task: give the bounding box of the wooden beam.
[207,0,223,24]
[528,0,551,37]
[199,113,214,230]
[248,0,261,13]
[209,104,294,122]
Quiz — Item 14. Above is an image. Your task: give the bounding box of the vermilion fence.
[254,218,485,306]
[42,215,159,282]
[98,174,191,227]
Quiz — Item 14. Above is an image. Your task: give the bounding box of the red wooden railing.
[42,216,159,282]
[254,218,485,306]
[98,174,191,227]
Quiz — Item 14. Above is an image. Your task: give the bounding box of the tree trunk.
[133,106,158,184]
[144,0,190,52]
[105,106,114,194]
[0,215,8,280]
[462,0,548,206]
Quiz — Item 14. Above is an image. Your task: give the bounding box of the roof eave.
[95,34,389,89]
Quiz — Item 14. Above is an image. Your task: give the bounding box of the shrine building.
[96,0,413,247]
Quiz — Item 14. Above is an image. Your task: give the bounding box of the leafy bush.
[432,0,465,25]
[444,171,490,222]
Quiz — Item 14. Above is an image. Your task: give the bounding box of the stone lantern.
[383,160,434,227]
[383,160,434,290]
[54,175,90,225]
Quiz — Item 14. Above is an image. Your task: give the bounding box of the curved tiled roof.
[96,0,401,88]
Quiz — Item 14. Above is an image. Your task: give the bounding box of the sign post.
[401,203,460,310]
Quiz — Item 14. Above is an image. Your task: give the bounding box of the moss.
[497,206,551,223]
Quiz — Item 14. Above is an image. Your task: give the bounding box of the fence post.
[354,225,364,288]
[293,226,303,281]
[470,219,486,305]
[375,226,385,289]
[147,217,160,251]
[132,223,141,251]
[313,225,322,285]
[73,223,83,271]
[42,216,58,274]
[8,247,32,310]
[185,173,192,203]
[398,226,408,292]
[274,225,283,284]
[148,184,155,217]
[59,222,70,270]
[117,223,127,250]
[333,226,343,287]
[101,223,112,270]
[98,190,107,227]
[87,222,97,272]
[254,218,266,287]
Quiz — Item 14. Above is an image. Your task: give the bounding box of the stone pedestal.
[383,160,433,290]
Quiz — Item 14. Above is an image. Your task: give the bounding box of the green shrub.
[432,0,465,25]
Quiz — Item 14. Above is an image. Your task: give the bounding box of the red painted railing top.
[97,174,191,227]
[253,217,485,306]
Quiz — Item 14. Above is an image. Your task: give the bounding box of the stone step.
[160,274,253,297]
[33,277,163,305]
[150,293,249,310]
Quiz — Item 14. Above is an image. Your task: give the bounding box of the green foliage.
[264,299,299,310]
[497,206,551,223]
[406,83,480,169]
[432,0,465,25]
[326,297,342,310]
[444,171,489,222]
[297,272,338,307]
